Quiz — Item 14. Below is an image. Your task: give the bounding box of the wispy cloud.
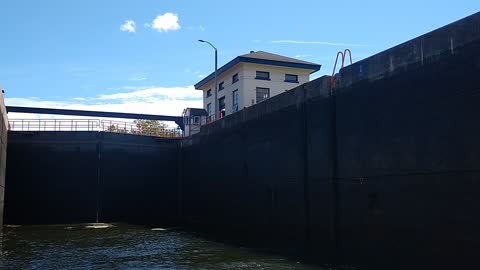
[295,54,312,59]
[272,40,373,47]
[129,76,148,81]
[185,70,206,79]
[185,25,205,31]
[120,20,136,33]
[149,12,181,32]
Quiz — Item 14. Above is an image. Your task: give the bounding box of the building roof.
[184,107,208,116]
[194,51,321,90]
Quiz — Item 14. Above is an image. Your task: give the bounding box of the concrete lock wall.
[0,89,8,226]
[180,12,480,269]
[4,131,179,225]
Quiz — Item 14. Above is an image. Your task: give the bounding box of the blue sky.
[1,0,478,117]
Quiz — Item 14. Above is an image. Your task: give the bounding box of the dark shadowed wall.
[180,12,480,269]
[4,132,179,226]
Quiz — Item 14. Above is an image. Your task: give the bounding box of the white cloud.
[150,12,180,32]
[120,20,136,33]
[272,40,373,47]
[96,86,200,102]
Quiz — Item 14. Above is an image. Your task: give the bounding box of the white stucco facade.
[196,51,320,119]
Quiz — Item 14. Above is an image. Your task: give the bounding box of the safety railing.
[8,119,100,132]
[8,119,183,138]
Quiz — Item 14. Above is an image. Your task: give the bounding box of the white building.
[194,51,321,120]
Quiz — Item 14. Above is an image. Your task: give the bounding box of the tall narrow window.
[207,103,212,116]
[218,97,226,111]
[256,87,270,103]
[206,89,212,97]
[232,90,239,112]
[232,73,239,84]
[219,82,225,91]
[255,71,270,80]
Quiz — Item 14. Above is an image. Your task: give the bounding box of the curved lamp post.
[198,39,218,120]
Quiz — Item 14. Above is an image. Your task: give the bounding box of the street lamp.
[198,39,218,120]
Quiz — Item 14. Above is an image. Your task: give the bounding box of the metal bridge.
[6,106,184,137]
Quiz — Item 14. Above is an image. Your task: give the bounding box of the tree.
[106,124,127,133]
[132,119,168,136]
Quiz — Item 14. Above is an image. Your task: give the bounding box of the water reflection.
[0,224,326,269]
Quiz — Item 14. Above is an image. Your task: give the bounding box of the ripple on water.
[0,224,328,270]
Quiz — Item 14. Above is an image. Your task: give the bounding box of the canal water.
[0,224,328,269]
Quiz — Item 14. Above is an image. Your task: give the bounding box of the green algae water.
[0,224,327,269]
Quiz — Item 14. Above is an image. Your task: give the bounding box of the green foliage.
[106,124,127,133]
[132,119,168,136]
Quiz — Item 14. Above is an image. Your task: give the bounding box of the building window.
[218,97,226,111]
[206,89,212,97]
[219,82,224,91]
[232,90,239,112]
[256,87,270,103]
[193,116,200,124]
[232,73,239,84]
[207,103,212,116]
[285,74,298,83]
[218,97,226,117]
[255,71,270,80]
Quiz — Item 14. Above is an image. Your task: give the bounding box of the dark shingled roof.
[195,51,321,89]
[185,108,207,116]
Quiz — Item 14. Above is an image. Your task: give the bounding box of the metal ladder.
[330,49,353,89]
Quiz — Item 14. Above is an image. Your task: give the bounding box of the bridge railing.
[8,119,183,138]
[8,119,100,132]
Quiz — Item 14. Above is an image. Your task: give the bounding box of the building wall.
[241,63,311,108]
[200,63,313,117]
[202,66,242,117]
